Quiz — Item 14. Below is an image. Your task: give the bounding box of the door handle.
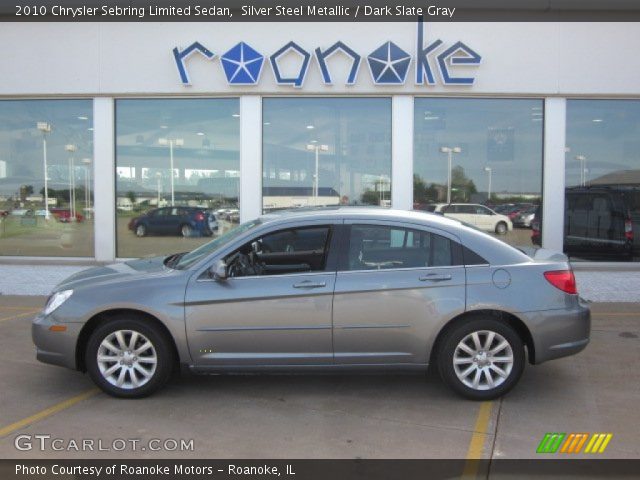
[419,273,452,282]
[293,281,327,289]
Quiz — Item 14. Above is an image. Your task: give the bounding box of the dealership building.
[1,20,640,263]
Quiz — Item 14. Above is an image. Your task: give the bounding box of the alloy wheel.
[452,330,514,391]
[97,330,157,389]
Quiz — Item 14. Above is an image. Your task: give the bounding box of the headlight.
[43,290,73,316]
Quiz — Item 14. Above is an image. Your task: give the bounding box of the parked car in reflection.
[513,205,538,228]
[10,208,34,216]
[33,208,590,400]
[564,187,634,259]
[429,203,513,234]
[532,187,636,259]
[50,208,84,223]
[128,206,217,238]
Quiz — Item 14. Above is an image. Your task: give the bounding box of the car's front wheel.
[495,221,508,235]
[437,317,524,400]
[86,317,174,398]
[135,224,146,237]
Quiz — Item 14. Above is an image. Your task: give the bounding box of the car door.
[332,221,466,365]
[475,205,495,230]
[144,208,163,234]
[184,221,339,367]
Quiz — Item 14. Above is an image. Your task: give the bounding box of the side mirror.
[210,260,228,281]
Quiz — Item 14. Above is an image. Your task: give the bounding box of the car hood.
[54,256,171,292]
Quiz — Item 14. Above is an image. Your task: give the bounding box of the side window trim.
[339,221,464,272]
[223,223,337,279]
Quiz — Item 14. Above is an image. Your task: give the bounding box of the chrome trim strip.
[196,325,332,332]
[338,324,411,330]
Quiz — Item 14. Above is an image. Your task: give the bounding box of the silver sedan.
[32,208,590,400]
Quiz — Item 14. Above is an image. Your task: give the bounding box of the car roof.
[257,207,530,266]
[259,206,462,228]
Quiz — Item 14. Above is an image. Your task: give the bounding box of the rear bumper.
[32,313,82,370]
[524,301,591,364]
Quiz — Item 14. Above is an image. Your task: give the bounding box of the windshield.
[174,219,262,270]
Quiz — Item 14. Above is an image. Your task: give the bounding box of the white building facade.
[1,21,639,262]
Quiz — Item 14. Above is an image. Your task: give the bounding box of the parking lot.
[0,295,638,462]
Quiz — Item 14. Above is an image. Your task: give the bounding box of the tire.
[85,316,174,398]
[495,222,508,235]
[437,317,525,400]
[135,224,146,237]
[181,224,192,237]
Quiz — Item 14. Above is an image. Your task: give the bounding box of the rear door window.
[346,225,454,270]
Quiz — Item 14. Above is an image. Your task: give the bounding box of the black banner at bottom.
[2,459,640,480]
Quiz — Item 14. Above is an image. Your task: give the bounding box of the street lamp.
[575,155,587,187]
[155,172,162,207]
[306,143,329,200]
[36,122,52,220]
[65,144,77,221]
[81,158,91,219]
[484,166,493,202]
[440,146,462,204]
[158,137,184,206]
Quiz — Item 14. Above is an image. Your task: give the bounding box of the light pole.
[37,122,52,220]
[159,137,184,206]
[156,172,162,207]
[82,158,91,219]
[575,155,587,186]
[306,143,329,200]
[484,166,492,202]
[440,146,461,204]
[65,144,77,221]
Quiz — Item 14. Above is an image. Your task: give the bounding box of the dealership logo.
[221,42,265,85]
[172,19,481,87]
[536,432,613,454]
[367,41,411,84]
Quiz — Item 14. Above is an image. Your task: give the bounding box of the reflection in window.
[0,100,94,257]
[115,99,240,258]
[565,100,640,262]
[347,225,454,270]
[262,98,391,212]
[413,98,543,247]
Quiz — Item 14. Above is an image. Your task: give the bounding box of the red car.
[50,208,84,223]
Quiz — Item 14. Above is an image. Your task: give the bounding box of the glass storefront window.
[0,100,94,257]
[262,98,391,211]
[413,98,544,247]
[565,100,640,262]
[115,99,240,258]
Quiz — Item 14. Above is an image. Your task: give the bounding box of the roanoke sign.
[173,19,481,88]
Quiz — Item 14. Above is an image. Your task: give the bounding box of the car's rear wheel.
[437,317,524,400]
[86,317,173,398]
[181,224,192,237]
[495,222,508,235]
[135,224,146,237]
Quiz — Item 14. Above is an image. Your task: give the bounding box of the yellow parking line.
[0,309,41,323]
[461,401,494,479]
[0,388,99,438]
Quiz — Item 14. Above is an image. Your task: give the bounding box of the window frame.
[220,222,341,280]
[337,220,464,273]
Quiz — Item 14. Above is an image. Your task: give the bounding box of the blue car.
[128,207,217,238]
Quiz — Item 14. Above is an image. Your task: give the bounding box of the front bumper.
[32,313,83,370]
[525,301,591,364]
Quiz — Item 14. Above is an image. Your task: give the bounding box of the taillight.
[195,212,205,221]
[625,218,633,241]
[544,270,577,295]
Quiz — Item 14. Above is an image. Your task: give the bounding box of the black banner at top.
[5,0,640,21]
